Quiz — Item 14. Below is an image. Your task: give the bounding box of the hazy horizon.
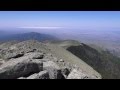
[0,11,120,50]
[0,11,120,30]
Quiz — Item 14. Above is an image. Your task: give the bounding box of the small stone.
[59,59,64,62]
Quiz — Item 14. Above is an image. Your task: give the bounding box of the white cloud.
[18,26,63,29]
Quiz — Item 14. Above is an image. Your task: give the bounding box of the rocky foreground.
[0,40,101,79]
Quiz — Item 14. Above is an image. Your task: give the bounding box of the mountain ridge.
[54,40,120,79]
[0,32,59,42]
[0,39,101,79]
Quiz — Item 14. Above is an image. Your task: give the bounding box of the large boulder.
[0,56,43,79]
[67,69,99,79]
[43,61,65,79]
[27,70,49,79]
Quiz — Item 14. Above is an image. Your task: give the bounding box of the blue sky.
[0,11,120,30]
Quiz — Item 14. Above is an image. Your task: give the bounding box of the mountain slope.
[53,40,120,79]
[46,43,101,77]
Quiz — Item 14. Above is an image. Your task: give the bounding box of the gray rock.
[26,73,38,79]
[27,70,49,79]
[0,56,43,79]
[26,48,37,53]
[34,59,50,62]
[67,69,98,79]
[25,52,44,59]
[3,52,24,60]
[43,61,60,70]
[0,59,4,65]
[44,53,55,61]
[18,77,26,79]
[43,61,65,79]
[59,59,64,62]
[32,53,44,59]
[37,70,49,79]
[52,57,58,62]
[61,67,70,76]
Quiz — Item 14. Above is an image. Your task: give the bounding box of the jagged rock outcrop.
[0,40,102,79]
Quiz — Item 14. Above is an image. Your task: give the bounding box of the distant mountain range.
[0,32,59,42]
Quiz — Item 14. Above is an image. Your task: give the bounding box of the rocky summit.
[0,40,101,79]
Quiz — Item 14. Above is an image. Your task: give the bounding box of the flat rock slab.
[0,56,43,79]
